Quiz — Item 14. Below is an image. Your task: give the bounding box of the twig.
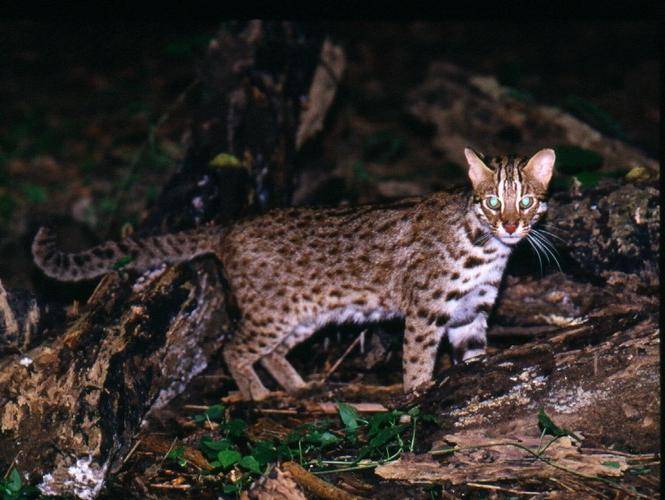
[150,483,192,490]
[466,482,541,495]
[281,461,363,500]
[547,477,575,492]
[122,438,142,464]
[323,330,365,381]
[306,402,388,414]
[2,452,19,479]
[159,437,178,468]
[260,408,299,415]
[182,404,212,411]
[580,448,656,458]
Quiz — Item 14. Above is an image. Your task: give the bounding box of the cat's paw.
[461,348,485,362]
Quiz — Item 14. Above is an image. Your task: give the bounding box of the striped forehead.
[489,156,527,206]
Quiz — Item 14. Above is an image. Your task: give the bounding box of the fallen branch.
[281,461,363,500]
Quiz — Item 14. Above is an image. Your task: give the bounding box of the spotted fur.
[32,148,555,400]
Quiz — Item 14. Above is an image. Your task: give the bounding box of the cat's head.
[464,148,555,246]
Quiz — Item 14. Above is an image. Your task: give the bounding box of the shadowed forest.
[0,21,659,499]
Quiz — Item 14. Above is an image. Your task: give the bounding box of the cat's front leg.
[447,314,488,364]
[402,313,446,393]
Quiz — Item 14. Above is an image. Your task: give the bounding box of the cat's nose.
[503,222,517,234]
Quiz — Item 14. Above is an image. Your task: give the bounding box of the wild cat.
[33,148,555,400]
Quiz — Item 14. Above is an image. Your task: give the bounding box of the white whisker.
[529,230,563,272]
[525,234,543,276]
[533,227,567,244]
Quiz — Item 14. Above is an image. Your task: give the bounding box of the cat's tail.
[32,225,222,282]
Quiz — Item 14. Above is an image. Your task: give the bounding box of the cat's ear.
[464,147,493,189]
[523,148,555,188]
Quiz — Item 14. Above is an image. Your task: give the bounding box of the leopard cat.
[32,148,555,400]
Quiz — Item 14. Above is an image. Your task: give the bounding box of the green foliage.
[0,468,38,499]
[337,402,360,433]
[20,184,48,204]
[166,446,189,468]
[537,408,578,439]
[194,404,226,424]
[562,95,624,139]
[553,145,604,174]
[184,402,436,495]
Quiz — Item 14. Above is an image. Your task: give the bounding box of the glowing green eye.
[486,196,500,209]
[520,196,533,209]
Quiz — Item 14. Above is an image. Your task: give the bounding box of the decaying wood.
[241,465,307,500]
[0,21,337,498]
[281,461,363,500]
[375,433,631,484]
[407,61,658,173]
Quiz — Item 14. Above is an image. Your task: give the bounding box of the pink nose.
[503,222,517,235]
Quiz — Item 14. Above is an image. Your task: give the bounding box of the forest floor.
[0,21,659,499]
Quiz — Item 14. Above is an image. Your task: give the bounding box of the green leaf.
[304,430,339,448]
[537,408,568,437]
[166,446,185,460]
[200,436,231,451]
[629,466,651,475]
[407,406,421,418]
[223,482,241,494]
[251,441,278,466]
[224,418,246,438]
[602,461,621,469]
[194,404,225,424]
[112,255,134,270]
[239,455,262,474]
[7,468,22,492]
[217,449,241,468]
[337,402,360,432]
[206,404,225,421]
[368,425,407,449]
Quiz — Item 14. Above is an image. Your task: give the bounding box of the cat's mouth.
[497,234,523,245]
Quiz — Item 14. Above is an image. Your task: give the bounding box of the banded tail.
[32,225,222,282]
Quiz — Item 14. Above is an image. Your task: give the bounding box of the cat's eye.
[485,196,501,210]
[520,196,534,209]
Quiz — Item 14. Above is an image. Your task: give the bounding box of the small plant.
[181,402,437,494]
[0,468,38,499]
